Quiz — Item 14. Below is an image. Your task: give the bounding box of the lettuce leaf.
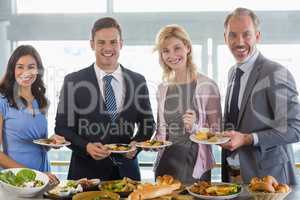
[16,169,36,182]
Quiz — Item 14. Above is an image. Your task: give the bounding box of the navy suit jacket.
[55,64,155,180]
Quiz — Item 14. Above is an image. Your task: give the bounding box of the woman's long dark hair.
[0,45,48,113]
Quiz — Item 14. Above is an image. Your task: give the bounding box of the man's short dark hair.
[91,17,122,40]
[224,7,260,32]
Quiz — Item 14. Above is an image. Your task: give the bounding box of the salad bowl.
[0,168,49,197]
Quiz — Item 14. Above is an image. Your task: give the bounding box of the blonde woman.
[154,25,221,183]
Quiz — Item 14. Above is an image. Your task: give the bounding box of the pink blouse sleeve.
[194,80,222,132]
[205,81,222,131]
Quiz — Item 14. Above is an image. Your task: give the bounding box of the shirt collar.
[236,48,259,74]
[94,63,122,83]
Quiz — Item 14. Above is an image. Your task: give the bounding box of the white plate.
[189,134,230,145]
[135,140,172,149]
[46,180,83,197]
[186,182,242,200]
[33,139,71,148]
[105,144,136,153]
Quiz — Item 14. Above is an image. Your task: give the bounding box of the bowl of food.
[99,177,139,197]
[248,176,291,200]
[0,168,49,197]
[187,181,242,199]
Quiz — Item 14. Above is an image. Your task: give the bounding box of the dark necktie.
[227,67,244,129]
[103,75,117,121]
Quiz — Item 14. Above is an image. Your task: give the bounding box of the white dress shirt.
[226,49,259,168]
[93,63,125,112]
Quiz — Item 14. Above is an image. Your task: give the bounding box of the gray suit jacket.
[222,53,300,185]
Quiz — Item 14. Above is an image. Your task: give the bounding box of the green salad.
[0,169,44,188]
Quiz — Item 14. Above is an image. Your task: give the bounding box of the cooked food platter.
[190,129,230,145]
[44,179,100,200]
[33,138,71,148]
[136,140,172,149]
[99,177,139,197]
[186,181,242,200]
[104,144,136,153]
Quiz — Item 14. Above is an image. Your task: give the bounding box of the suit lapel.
[117,65,133,120]
[237,54,264,127]
[88,64,109,119]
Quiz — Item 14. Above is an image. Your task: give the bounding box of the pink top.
[154,73,222,179]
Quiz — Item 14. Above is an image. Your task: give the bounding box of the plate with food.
[99,177,139,197]
[44,178,100,199]
[44,180,83,199]
[136,140,172,149]
[33,138,71,148]
[77,178,100,191]
[72,191,120,200]
[187,181,242,200]
[104,144,136,153]
[189,129,230,145]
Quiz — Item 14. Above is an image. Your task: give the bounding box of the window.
[17,0,106,13]
[114,0,300,12]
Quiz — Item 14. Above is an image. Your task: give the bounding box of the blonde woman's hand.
[183,109,196,132]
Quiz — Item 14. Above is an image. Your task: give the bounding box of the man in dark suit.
[55,17,155,181]
[221,8,300,184]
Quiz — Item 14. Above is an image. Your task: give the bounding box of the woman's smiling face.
[14,55,38,88]
[161,37,190,72]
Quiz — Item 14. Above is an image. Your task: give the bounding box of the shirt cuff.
[252,133,259,146]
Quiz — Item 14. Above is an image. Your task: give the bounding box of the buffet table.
[1,185,300,199]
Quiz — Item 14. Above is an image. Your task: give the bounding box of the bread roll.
[157,175,174,185]
[251,182,275,193]
[250,177,261,185]
[128,183,180,200]
[262,176,278,188]
[275,184,290,193]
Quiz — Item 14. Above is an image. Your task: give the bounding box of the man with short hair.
[55,17,155,181]
[221,7,300,184]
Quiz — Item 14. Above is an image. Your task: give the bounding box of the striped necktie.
[103,75,117,121]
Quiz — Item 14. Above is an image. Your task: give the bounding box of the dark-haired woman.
[0,45,65,182]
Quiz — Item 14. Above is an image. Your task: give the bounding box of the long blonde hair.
[154,24,197,82]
